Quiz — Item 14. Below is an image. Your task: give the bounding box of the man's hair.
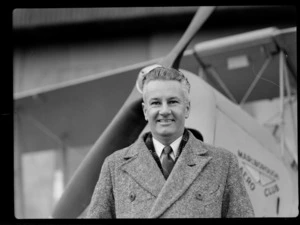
[141,67,191,103]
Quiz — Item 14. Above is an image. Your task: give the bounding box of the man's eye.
[151,102,160,105]
[169,100,178,104]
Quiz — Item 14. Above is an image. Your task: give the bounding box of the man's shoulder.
[105,145,131,163]
[187,129,233,158]
[104,136,144,164]
[197,140,236,161]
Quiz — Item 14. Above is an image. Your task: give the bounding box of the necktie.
[161,146,175,179]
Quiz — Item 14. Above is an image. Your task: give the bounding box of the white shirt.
[152,135,183,162]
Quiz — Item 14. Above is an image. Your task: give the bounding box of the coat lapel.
[120,135,166,198]
[149,132,212,218]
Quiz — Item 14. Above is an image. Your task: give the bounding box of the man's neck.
[152,133,183,146]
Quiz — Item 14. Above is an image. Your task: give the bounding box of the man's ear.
[185,101,190,119]
[142,102,148,121]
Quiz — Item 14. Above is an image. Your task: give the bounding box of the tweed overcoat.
[86,130,254,218]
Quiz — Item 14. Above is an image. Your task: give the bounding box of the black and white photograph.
[12,6,297,219]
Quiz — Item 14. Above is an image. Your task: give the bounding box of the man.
[86,67,254,218]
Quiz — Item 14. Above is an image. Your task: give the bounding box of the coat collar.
[123,129,207,159]
[120,130,212,218]
[121,134,166,197]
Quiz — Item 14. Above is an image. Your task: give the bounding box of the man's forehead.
[144,80,184,99]
[148,95,180,100]
[144,79,182,89]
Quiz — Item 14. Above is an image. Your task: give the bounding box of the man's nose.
[159,102,171,115]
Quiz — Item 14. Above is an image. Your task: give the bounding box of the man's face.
[142,80,190,144]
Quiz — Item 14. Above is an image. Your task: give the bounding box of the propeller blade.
[160,6,215,69]
[136,6,215,94]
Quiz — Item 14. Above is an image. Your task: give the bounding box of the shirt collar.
[152,135,183,159]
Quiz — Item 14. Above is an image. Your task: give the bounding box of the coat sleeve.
[86,157,115,218]
[222,153,255,217]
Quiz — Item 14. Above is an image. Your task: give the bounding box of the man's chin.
[156,129,175,137]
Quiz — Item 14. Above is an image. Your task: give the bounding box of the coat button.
[129,192,136,202]
[196,192,203,201]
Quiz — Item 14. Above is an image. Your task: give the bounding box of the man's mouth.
[157,119,175,124]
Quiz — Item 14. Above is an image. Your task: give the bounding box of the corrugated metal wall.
[13,7,198,28]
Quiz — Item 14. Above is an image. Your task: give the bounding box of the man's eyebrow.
[168,97,180,100]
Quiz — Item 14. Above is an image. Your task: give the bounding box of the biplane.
[14,7,297,217]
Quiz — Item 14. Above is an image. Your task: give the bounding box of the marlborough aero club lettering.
[237,150,280,197]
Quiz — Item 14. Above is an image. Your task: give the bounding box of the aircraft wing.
[191,27,296,104]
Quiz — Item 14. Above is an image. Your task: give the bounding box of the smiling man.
[142,70,190,145]
[86,67,254,218]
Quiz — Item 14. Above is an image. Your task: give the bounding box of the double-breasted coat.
[86,130,254,218]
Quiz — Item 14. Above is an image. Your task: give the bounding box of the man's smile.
[157,119,175,125]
